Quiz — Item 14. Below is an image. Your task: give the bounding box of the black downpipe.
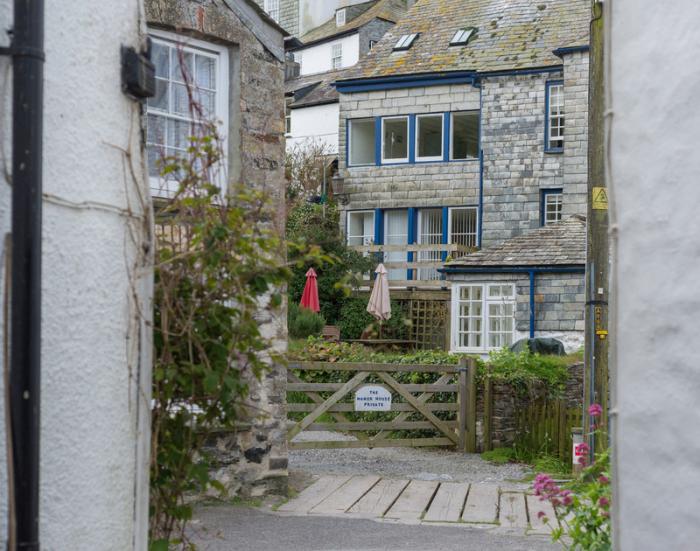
[8,0,44,549]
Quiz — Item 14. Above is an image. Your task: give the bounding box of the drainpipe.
[4,0,45,549]
[528,270,536,338]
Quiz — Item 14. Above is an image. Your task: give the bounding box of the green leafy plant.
[337,297,410,340]
[149,78,320,548]
[533,405,611,550]
[286,202,373,324]
[288,303,326,338]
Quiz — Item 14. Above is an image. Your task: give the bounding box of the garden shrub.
[337,297,411,340]
[286,202,373,324]
[288,303,325,339]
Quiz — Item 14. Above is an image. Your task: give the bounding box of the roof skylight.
[393,33,419,51]
[450,27,477,46]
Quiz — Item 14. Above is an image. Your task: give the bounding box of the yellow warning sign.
[592,187,609,210]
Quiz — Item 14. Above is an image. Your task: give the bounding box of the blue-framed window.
[545,80,564,152]
[346,110,480,167]
[540,188,563,226]
[345,206,478,280]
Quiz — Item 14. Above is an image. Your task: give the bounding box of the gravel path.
[290,431,530,487]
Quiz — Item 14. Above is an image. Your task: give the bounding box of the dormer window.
[450,27,477,46]
[393,33,419,51]
[336,8,346,27]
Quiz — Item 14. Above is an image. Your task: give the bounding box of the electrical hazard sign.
[592,187,609,210]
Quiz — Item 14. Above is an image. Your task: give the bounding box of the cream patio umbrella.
[367,263,391,337]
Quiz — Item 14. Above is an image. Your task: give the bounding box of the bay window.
[452,283,515,351]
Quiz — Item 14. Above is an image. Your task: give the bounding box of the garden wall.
[476,362,584,452]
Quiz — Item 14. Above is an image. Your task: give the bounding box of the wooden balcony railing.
[349,243,477,288]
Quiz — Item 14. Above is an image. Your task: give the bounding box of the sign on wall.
[354,385,392,411]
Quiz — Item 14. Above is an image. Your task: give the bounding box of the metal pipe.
[8,0,45,549]
[528,270,536,338]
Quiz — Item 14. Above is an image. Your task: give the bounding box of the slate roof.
[299,0,408,45]
[339,0,590,80]
[446,215,586,268]
[286,69,348,108]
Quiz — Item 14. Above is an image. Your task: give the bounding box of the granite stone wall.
[146,0,288,497]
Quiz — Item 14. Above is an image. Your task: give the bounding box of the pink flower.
[598,475,610,485]
[598,497,610,508]
[588,403,603,417]
[537,511,546,519]
[562,495,573,506]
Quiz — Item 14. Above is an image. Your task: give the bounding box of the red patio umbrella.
[300,268,320,313]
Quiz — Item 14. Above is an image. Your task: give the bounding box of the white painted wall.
[609,1,700,549]
[0,1,152,548]
[287,103,339,153]
[297,32,359,75]
[298,0,369,36]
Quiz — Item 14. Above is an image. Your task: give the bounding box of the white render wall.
[0,1,152,548]
[298,0,369,36]
[610,1,700,549]
[297,32,359,75]
[287,102,339,153]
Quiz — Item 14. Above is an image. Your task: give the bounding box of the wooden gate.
[286,359,477,451]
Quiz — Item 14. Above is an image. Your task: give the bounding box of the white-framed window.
[381,116,409,163]
[542,190,563,225]
[294,51,302,71]
[416,113,444,162]
[146,29,229,199]
[393,33,418,51]
[336,8,346,27]
[369,40,378,50]
[450,111,479,160]
[264,0,280,22]
[348,118,376,166]
[452,283,515,352]
[331,43,343,70]
[448,207,478,254]
[546,81,564,150]
[450,27,477,46]
[347,211,375,246]
[285,97,292,135]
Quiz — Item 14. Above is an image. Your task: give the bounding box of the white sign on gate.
[354,385,392,411]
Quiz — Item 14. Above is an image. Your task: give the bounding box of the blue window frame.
[545,80,564,152]
[540,188,563,226]
[346,110,481,168]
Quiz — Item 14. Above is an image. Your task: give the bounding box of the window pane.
[417,115,443,159]
[172,82,191,116]
[168,119,194,151]
[417,208,443,280]
[147,114,166,146]
[348,212,374,246]
[450,207,477,252]
[452,112,479,159]
[383,118,408,161]
[152,43,170,78]
[384,210,408,280]
[349,119,376,165]
[171,50,193,83]
[548,84,564,149]
[195,55,216,90]
[147,79,169,112]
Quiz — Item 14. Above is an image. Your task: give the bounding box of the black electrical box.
[121,41,155,100]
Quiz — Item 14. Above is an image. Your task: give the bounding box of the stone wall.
[448,271,586,352]
[358,18,395,57]
[475,362,584,451]
[252,0,299,36]
[336,55,590,248]
[146,0,288,497]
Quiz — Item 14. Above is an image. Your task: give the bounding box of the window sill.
[544,148,564,154]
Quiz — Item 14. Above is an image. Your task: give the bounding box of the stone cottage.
[333,0,590,353]
[145,0,289,496]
